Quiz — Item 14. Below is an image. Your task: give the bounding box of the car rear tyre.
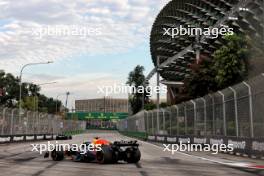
[51,149,64,161]
[125,148,141,163]
[96,146,113,164]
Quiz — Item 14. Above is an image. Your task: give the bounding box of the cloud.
[36,72,167,109]
[35,72,128,109]
[23,73,65,83]
[0,0,170,105]
[0,0,170,71]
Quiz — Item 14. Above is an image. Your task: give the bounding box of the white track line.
[124,135,264,170]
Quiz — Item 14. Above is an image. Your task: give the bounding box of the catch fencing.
[0,108,86,142]
[118,74,264,158]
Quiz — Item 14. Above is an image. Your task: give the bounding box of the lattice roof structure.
[149,0,264,82]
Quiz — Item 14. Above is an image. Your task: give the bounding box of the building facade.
[75,98,129,113]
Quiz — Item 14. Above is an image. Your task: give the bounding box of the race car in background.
[44,138,141,164]
[55,134,72,140]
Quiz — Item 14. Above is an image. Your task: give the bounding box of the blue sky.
[0,0,169,108]
[27,41,153,78]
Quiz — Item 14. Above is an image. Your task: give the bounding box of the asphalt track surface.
[0,131,263,176]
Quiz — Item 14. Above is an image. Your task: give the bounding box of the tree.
[186,60,218,98]
[0,70,62,114]
[213,34,250,89]
[28,83,40,96]
[22,96,36,111]
[185,34,250,99]
[144,102,156,111]
[160,102,168,108]
[127,65,149,114]
[127,65,145,87]
[0,71,20,107]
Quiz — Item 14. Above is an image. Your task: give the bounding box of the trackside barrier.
[145,135,264,159]
[118,74,264,159]
[0,108,86,143]
[119,131,148,141]
[0,134,54,143]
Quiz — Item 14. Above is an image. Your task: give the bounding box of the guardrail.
[0,134,54,143]
[145,134,264,159]
[0,108,86,143]
[118,74,264,159]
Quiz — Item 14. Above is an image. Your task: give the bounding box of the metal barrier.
[0,108,86,138]
[118,74,264,158]
[118,74,264,138]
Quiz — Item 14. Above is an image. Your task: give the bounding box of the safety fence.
[118,74,264,158]
[0,108,86,143]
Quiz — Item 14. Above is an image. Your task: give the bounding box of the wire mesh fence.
[118,74,264,138]
[0,108,86,136]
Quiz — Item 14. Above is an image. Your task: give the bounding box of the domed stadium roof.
[149,0,264,82]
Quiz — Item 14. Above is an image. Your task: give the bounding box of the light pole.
[69,94,77,113]
[37,81,57,86]
[19,61,53,117]
[156,56,160,127]
[55,93,65,114]
[65,92,70,110]
[55,92,71,115]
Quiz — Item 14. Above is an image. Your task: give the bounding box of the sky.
[0,0,170,109]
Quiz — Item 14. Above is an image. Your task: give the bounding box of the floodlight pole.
[156,56,160,125]
[56,93,65,114]
[65,92,70,111]
[19,61,53,118]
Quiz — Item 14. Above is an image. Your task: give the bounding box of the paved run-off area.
[0,131,263,176]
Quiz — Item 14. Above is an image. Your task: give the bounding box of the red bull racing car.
[44,138,141,164]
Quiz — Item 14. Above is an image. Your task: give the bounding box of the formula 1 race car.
[55,134,72,140]
[44,139,141,164]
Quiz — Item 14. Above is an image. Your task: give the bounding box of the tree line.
[0,70,62,114]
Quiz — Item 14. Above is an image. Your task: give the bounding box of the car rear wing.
[113,140,139,147]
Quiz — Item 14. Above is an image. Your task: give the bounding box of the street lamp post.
[55,92,71,115]
[55,93,66,114]
[19,61,53,117]
[65,92,70,111]
[156,56,160,127]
